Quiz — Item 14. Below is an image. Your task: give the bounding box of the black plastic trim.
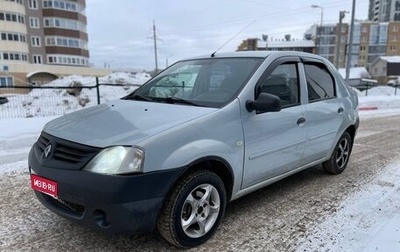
[29,147,185,234]
[34,131,101,170]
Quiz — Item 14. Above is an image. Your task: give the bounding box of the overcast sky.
[86,0,369,70]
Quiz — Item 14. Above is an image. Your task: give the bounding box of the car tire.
[157,170,226,248]
[323,131,353,175]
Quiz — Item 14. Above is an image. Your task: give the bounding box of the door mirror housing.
[246,93,282,113]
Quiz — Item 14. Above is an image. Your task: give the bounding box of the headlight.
[83,146,144,175]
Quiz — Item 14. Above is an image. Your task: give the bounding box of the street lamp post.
[311,5,324,55]
[345,0,357,84]
[335,11,347,69]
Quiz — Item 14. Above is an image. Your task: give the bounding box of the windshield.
[124,57,263,108]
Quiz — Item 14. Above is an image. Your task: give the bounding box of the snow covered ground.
[1,84,400,250]
[0,72,151,118]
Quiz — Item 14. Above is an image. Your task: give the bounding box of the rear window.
[304,63,336,102]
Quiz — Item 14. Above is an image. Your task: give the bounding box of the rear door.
[301,58,345,164]
[241,57,307,188]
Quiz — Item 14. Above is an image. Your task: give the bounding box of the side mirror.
[246,93,282,113]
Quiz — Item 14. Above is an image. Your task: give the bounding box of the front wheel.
[157,170,226,248]
[323,131,353,175]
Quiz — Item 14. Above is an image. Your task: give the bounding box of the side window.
[259,63,300,107]
[304,63,336,102]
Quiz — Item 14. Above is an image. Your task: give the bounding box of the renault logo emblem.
[44,144,52,158]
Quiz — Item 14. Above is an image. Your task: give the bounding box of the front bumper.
[28,145,183,235]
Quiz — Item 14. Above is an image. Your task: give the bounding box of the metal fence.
[0,77,141,119]
[354,83,399,96]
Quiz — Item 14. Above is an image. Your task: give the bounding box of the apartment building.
[307,21,400,69]
[237,38,258,51]
[0,0,89,66]
[369,0,400,22]
[0,0,111,90]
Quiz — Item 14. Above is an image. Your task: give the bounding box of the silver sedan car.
[29,51,359,248]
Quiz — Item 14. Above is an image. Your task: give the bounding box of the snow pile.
[358,85,400,97]
[0,72,151,118]
[339,67,370,79]
[358,86,400,112]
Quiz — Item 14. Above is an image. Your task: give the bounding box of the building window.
[0,32,27,42]
[45,36,87,49]
[43,0,83,13]
[47,54,88,66]
[43,17,86,32]
[362,27,368,33]
[29,17,40,28]
[28,0,38,9]
[393,25,399,32]
[0,12,25,24]
[31,36,41,46]
[33,55,42,64]
[2,52,28,61]
[0,76,13,87]
[4,0,24,4]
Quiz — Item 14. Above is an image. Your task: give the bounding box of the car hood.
[43,100,217,148]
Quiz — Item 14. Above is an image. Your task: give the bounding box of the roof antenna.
[211,20,256,57]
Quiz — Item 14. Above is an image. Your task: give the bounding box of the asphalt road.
[1,115,400,252]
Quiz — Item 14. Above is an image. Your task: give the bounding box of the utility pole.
[345,0,356,84]
[335,11,346,69]
[152,20,159,74]
[311,5,324,55]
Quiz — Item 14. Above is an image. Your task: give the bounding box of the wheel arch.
[186,156,234,201]
[174,156,233,201]
[157,156,234,222]
[345,124,357,143]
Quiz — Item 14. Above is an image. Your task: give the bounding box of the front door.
[241,59,307,189]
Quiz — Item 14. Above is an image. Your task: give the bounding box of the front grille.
[35,131,101,170]
[44,194,85,216]
[37,133,50,152]
[54,142,92,164]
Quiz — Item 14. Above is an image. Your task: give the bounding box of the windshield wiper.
[165,97,202,107]
[125,94,154,102]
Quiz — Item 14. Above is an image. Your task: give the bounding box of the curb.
[358,106,378,111]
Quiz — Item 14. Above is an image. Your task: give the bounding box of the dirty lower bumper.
[29,148,183,235]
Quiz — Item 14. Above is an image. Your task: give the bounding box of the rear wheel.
[323,131,353,174]
[157,170,226,248]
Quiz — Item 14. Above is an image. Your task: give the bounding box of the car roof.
[180,50,324,61]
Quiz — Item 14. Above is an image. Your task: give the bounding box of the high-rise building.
[369,0,400,22]
[312,21,400,69]
[237,20,400,71]
[0,0,89,67]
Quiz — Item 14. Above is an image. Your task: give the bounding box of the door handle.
[338,107,344,114]
[297,117,306,126]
